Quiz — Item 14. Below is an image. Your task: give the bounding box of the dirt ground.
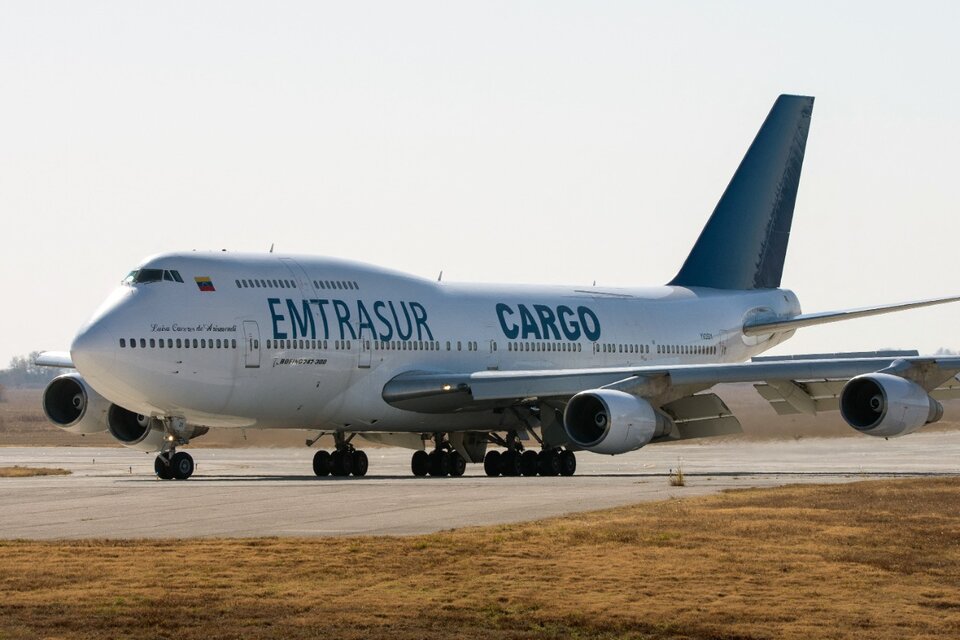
[1,478,958,639]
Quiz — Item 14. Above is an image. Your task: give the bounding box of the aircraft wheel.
[411,450,429,477]
[331,450,352,477]
[312,450,331,477]
[429,451,452,477]
[483,450,501,477]
[171,451,194,480]
[500,450,521,477]
[520,450,539,476]
[538,449,561,476]
[449,451,466,477]
[559,449,577,476]
[154,456,173,480]
[351,450,369,477]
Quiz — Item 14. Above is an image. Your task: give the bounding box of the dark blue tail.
[670,94,814,290]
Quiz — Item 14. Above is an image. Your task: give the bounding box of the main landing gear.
[312,432,368,477]
[483,431,577,477]
[410,434,467,478]
[155,450,194,480]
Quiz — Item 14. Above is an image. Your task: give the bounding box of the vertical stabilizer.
[669,95,814,290]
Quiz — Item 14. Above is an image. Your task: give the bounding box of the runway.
[1,431,958,539]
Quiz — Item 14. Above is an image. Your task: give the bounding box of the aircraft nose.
[70,315,117,380]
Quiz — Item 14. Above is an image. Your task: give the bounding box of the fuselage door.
[243,320,261,368]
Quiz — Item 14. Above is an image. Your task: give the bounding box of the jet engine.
[840,373,943,438]
[42,373,110,434]
[107,405,208,452]
[563,389,670,455]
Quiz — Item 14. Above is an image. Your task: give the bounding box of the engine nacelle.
[107,405,208,452]
[840,373,943,438]
[563,390,670,455]
[42,374,110,434]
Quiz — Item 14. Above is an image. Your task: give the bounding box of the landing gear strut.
[411,434,466,478]
[312,432,368,478]
[154,450,194,480]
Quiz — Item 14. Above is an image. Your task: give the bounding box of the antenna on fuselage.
[438,270,443,282]
[269,243,274,254]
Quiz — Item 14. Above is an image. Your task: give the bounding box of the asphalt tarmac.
[1,431,958,539]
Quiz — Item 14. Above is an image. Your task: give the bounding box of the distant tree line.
[0,352,62,388]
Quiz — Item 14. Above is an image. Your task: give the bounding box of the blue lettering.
[390,301,413,340]
[373,301,394,341]
[286,299,316,339]
[557,305,581,340]
[518,304,542,340]
[578,306,601,341]
[533,304,561,340]
[268,298,287,339]
[410,302,434,340]
[333,300,356,340]
[309,299,330,339]
[496,303,519,340]
[355,300,377,340]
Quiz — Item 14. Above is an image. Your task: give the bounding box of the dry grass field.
[1,478,958,640]
[0,466,70,477]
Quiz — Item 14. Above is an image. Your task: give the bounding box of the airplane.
[36,94,960,481]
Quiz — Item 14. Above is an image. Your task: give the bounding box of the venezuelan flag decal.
[195,276,216,292]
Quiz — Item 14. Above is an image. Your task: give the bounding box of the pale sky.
[2,1,959,366]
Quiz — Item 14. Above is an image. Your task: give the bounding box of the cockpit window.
[134,269,164,283]
[123,269,186,285]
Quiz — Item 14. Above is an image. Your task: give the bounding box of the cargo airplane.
[38,95,960,480]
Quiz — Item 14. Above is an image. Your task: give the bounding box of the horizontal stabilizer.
[743,296,960,337]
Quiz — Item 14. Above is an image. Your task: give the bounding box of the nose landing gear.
[154,450,194,480]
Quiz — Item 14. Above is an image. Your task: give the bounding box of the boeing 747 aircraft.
[37,95,960,480]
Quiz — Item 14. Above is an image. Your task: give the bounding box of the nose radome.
[70,316,117,380]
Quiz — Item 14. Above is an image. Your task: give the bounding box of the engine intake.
[564,390,670,455]
[840,373,942,438]
[42,374,110,434]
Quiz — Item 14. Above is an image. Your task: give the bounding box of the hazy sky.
[2,1,959,366]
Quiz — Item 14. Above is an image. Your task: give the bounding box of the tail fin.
[669,94,814,290]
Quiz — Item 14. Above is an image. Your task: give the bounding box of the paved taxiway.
[1,431,958,539]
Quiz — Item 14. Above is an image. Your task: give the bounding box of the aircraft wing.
[742,295,960,337]
[34,351,74,368]
[382,351,960,415]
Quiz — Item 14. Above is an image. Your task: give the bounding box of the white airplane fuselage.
[72,252,800,433]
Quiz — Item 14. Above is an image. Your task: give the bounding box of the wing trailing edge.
[742,295,960,337]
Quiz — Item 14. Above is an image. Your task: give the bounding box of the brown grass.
[1,478,959,639]
[0,466,71,477]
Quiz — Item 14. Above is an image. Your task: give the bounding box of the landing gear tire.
[538,449,561,476]
[429,451,452,477]
[520,450,539,476]
[170,451,194,480]
[449,452,467,477]
[330,450,353,477]
[351,450,369,477]
[500,450,521,477]
[411,450,430,477]
[154,456,173,480]
[313,450,331,477]
[483,450,501,477]
[559,449,577,476]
